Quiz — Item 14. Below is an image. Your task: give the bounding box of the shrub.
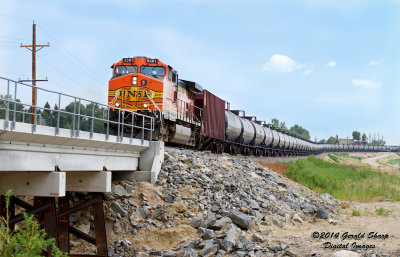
[0,190,68,257]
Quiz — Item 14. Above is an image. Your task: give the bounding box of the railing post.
[130,113,134,144]
[141,115,144,145]
[76,99,81,137]
[90,103,95,139]
[106,107,110,141]
[71,97,76,137]
[4,80,10,129]
[56,93,61,135]
[11,82,17,130]
[149,117,153,146]
[32,86,38,133]
[120,110,125,143]
[117,109,121,142]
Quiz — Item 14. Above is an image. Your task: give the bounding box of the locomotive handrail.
[0,76,154,144]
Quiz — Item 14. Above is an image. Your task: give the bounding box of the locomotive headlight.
[132,76,138,85]
[115,103,120,107]
[143,103,149,108]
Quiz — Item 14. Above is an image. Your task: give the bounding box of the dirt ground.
[262,153,400,256]
[321,152,400,173]
[263,201,400,256]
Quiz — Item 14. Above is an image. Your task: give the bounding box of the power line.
[0,13,32,22]
[49,44,108,85]
[0,70,31,78]
[37,55,105,100]
[0,35,48,44]
[37,25,107,82]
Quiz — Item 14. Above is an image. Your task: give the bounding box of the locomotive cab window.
[114,65,138,77]
[140,66,165,81]
[168,67,172,81]
[172,71,177,83]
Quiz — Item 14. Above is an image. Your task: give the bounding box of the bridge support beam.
[0,172,66,197]
[66,171,112,192]
[113,141,164,184]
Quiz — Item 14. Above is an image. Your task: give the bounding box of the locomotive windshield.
[114,65,138,77]
[140,66,165,81]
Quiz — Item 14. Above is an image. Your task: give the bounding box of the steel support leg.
[92,193,108,256]
[58,194,70,253]
[34,197,59,247]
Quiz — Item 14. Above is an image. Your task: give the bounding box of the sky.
[0,0,399,144]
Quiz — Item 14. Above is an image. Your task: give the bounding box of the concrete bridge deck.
[0,76,164,197]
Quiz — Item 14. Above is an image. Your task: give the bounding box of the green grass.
[387,158,400,164]
[352,210,361,216]
[375,207,392,216]
[284,155,400,202]
[329,152,361,162]
[328,153,340,162]
[336,153,361,160]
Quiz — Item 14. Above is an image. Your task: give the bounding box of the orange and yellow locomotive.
[108,56,212,145]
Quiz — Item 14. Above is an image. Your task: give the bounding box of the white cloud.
[303,69,313,75]
[368,61,380,66]
[327,61,336,67]
[262,54,297,72]
[352,79,382,89]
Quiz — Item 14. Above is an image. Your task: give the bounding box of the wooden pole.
[20,22,49,124]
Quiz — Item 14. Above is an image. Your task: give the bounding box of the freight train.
[108,57,398,155]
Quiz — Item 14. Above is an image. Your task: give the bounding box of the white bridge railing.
[0,76,154,144]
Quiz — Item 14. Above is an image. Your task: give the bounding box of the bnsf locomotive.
[108,56,397,155]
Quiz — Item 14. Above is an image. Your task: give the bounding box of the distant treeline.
[270,118,311,140]
[0,94,106,133]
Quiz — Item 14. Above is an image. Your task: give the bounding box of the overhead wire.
[0,13,110,101]
[37,25,108,82]
[36,55,105,100]
[0,13,32,22]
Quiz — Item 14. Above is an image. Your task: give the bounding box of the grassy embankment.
[283,156,400,202]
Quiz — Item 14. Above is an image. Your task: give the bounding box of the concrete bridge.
[0,76,164,256]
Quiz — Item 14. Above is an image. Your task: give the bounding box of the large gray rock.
[190,217,202,228]
[210,217,232,230]
[163,251,178,257]
[272,216,283,228]
[316,207,328,219]
[182,248,198,257]
[201,229,215,240]
[199,217,217,229]
[228,210,251,230]
[112,184,131,198]
[221,225,239,252]
[111,202,128,217]
[200,244,219,257]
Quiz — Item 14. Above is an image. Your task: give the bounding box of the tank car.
[107,56,391,156]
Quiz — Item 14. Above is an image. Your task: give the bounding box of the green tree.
[271,118,279,128]
[289,124,311,140]
[279,121,288,132]
[352,131,361,141]
[0,95,26,122]
[0,190,68,257]
[327,136,337,144]
[370,139,386,146]
[362,133,367,141]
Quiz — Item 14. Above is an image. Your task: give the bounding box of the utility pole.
[20,22,49,124]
